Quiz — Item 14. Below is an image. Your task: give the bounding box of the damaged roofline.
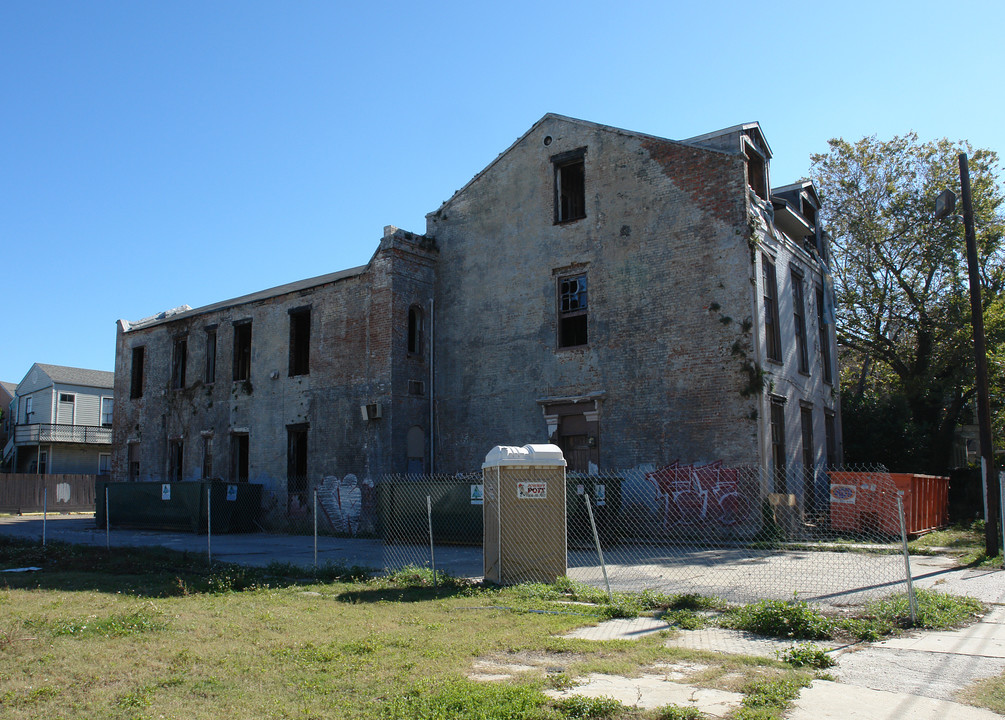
[427,112,748,221]
[119,263,369,333]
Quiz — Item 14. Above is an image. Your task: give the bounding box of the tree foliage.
[811,134,1005,471]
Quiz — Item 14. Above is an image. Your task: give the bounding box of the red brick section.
[641,138,746,227]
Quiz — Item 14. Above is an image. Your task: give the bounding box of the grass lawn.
[0,537,995,719]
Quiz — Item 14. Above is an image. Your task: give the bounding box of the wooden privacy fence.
[0,474,97,514]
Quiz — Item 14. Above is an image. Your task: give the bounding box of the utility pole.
[941,154,1001,557]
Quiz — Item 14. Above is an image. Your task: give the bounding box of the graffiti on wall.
[645,461,754,529]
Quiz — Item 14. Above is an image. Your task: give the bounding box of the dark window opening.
[553,149,586,223]
[128,443,140,481]
[168,439,183,482]
[130,347,145,399]
[817,288,833,384]
[202,436,213,479]
[801,198,817,226]
[59,393,75,404]
[233,321,252,381]
[770,397,786,493]
[407,305,423,356]
[792,269,809,373]
[558,274,588,348]
[289,308,311,376]
[231,433,249,483]
[763,258,782,362]
[745,146,768,201]
[408,379,425,396]
[801,405,816,516]
[172,336,188,389]
[205,328,217,384]
[824,411,838,468]
[287,425,308,512]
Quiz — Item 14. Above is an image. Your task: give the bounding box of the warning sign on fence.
[516,481,547,499]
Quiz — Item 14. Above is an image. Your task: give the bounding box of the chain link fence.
[376,464,948,607]
[31,463,949,608]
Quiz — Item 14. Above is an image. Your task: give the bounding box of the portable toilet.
[482,444,567,584]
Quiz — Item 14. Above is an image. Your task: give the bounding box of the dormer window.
[744,142,768,202]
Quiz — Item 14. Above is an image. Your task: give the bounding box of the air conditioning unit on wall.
[360,402,382,421]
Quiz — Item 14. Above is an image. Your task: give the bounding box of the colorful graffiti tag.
[645,461,754,528]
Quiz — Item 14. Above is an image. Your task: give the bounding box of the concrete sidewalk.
[564,580,1005,718]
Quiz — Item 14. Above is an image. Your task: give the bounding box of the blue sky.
[3,1,1004,386]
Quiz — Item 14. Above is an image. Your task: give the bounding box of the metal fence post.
[105,486,110,551]
[42,486,47,547]
[584,493,612,602]
[207,486,212,564]
[314,487,318,569]
[896,495,918,624]
[427,495,437,588]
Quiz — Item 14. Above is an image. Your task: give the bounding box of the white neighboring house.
[3,363,115,475]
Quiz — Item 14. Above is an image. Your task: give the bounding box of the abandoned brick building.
[112,113,842,513]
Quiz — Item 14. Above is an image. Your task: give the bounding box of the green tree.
[811,134,1005,471]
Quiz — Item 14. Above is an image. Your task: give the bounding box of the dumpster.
[829,471,949,536]
[376,477,483,545]
[95,481,262,533]
[482,444,567,584]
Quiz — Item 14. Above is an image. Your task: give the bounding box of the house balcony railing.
[12,423,113,446]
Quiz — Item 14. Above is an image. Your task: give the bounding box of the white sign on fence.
[161,484,171,501]
[227,484,238,502]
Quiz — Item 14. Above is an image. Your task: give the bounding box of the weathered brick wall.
[426,116,761,472]
[112,259,401,496]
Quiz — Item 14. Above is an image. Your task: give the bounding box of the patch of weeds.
[381,679,546,719]
[663,609,710,630]
[654,705,703,720]
[596,596,644,620]
[867,588,985,630]
[777,643,835,669]
[203,565,271,593]
[0,685,60,708]
[666,592,724,611]
[722,598,832,640]
[546,671,576,691]
[552,694,624,719]
[959,669,1005,715]
[737,676,811,719]
[44,609,164,638]
[384,565,467,589]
